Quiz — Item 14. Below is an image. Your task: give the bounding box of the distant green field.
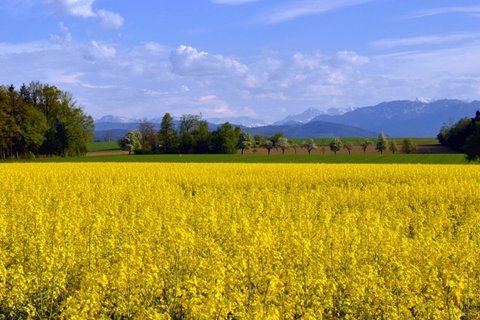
[35,153,467,164]
[289,137,439,146]
[87,141,120,152]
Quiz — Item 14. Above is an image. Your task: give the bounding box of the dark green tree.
[329,137,343,155]
[438,111,480,154]
[158,112,179,153]
[179,114,201,153]
[0,82,93,158]
[210,122,239,154]
[465,122,480,161]
[193,120,211,153]
[36,85,93,156]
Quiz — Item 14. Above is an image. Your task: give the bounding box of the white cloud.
[141,42,167,55]
[84,40,116,60]
[260,0,373,24]
[2,36,480,122]
[334,50,369,66]
[197,95,235,116]
[44,0,95,17]
[372,33,480,49]
[43,0,124,29]
[170,45,248,77]
[96,9,124,29]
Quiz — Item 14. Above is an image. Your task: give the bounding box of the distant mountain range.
[273,107,352,125]
[93,99,480,140]
[312,99,480,137]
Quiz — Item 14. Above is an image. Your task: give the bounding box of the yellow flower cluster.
[1,163,480,319]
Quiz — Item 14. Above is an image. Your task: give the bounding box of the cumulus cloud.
[44,0,95,17]
[84,41,116,60]
[3,35,480,121]
[197,95,234,116]
[334,50,369,66]
[96,9,124,29]
[170,45,248,77]
[242,49,370,104]
[44,0,124,29]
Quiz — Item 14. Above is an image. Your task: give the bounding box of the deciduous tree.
[329,137,343,155]
[277,137,290,155]
[303,139,317,155]
[401,138,416,154]
[376,132,388,155]
[158,112,179,154]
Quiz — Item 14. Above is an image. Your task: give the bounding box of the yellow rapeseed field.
[1,163,480,319]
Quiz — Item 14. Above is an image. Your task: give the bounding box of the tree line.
[119,113,418,156]
[438,110,480,161]
[119,113,242,154]
[0,82,94,159]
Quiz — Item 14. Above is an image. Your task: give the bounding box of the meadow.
[1,163,479,319]
[46,153,466,164]
[80,139,464,164]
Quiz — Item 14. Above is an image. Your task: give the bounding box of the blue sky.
[1,0,480,121]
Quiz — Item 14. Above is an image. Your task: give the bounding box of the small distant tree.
[360,138,372,154]
[329,137,343,155]
[290,141,299,154]
[270,132,284,149]
[376,132,388,155]
[103,131,114,142]
[119,130,142,155]
[343,142,353,155]
[389,139,398,154]
[401,138,417,154]
[253,134,264,148]
[303,139,317,155]
[277,137,290,155]
[237,132,253,155]
[263,140,274,155]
